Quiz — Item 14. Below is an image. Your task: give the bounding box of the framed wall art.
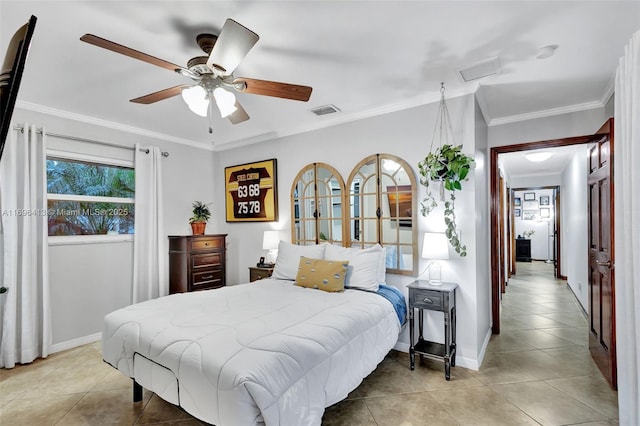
[514,208,521,217]
[540,195,550,206]
[514,197,521,206]
[540,207,550,218]
[524,192,536,201]
[225,159,278,222]
[523,201,538,210]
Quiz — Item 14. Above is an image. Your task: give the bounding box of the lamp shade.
[262,230,280,250]
[422,232,449,260]
[181,85,209,117]
[213,87,237,118]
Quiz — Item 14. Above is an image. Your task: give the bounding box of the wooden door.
[588,118,616,389]
[499,176,506,293]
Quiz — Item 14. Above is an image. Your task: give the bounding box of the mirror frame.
[290,162,346,245]
[346,153,418,276]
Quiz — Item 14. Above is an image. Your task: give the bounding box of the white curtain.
[0,124,51,368]
[132,145,167,303]
[614,30,640,425]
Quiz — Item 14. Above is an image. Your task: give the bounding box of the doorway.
[490,133,603,334]
[511,185,560,278]
[489,122,616,389]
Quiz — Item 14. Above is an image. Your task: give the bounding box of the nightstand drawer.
[411,289,444,310]
[191,237,223,251]
[192,269,223,286]
[249,267,274,282]
[192,253,222,268]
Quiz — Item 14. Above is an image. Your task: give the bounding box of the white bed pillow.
[271,241,326,280]
[324,244,385,291]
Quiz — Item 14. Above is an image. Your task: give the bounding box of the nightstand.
[408,280,457,380]
[249,266,274,282]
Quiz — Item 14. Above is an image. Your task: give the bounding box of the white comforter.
[102,279,400,426]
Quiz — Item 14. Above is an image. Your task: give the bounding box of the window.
[46,154,134,236]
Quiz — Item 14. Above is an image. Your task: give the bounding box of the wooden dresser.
[168,234,227,294]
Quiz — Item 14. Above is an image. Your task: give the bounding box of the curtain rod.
[12,124,169,157]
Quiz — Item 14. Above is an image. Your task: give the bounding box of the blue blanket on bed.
[377,284,407,326]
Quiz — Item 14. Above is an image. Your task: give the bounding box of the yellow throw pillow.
[295,257,348,292]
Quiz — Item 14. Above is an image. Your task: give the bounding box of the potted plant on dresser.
[189,201,211,235]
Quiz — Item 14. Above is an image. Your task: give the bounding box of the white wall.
[8,107,216,348]
[560,146,590,309]
[214,94,489,369]
[513,188,555,261]
[473,98,491,356]
[489,108,606,148]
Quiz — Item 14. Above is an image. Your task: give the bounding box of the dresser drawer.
[192,253,222,268]
[411,289,444,310]
[192,269,223,286]
[191,237,223,251]
[168,234,227,294]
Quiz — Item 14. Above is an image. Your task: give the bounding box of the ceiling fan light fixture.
[213,87,237,118]
[181,85,209,117]
[524,151,553,162]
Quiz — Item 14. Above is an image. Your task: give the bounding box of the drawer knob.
[202,275,213,280]
[423,297,433,304]
[204,242,209,246]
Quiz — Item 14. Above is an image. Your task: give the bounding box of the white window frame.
[46,149,135,245]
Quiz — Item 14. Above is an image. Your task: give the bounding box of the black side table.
[408,280,457,380]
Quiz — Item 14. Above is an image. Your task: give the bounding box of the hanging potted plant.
[189,201,211,235]
[418,84,475,257]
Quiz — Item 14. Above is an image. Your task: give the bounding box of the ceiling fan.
[80,19,312,132]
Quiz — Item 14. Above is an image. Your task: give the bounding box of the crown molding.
[16,100,214,151]
[488,100,603,127]
[600,74,615,106]
[474,88,492,125]
[217,84,479,150]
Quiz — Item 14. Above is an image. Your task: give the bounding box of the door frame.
[490,134,602,334]
[510,184,561,276]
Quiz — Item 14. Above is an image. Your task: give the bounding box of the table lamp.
[421,232,449,284]
[262,230,280,265]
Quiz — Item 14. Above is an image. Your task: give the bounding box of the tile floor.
[0,262,618,425]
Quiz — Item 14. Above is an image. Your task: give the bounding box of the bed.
[102,242,406,426]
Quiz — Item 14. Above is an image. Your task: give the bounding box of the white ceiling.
[499,145,587,180]
[2,1,638,150]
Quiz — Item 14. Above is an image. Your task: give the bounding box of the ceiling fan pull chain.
[208,95,214,134]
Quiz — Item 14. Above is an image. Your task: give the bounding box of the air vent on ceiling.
[311,104,341,116]
[458,57,502,82]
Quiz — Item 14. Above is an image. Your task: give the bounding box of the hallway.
[479,261,619,424]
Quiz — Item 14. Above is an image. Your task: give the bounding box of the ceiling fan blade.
[227,100,250,124]
[130,85,191,104]
[233,77,312,102]
[206,19,259,76]
[80,34,188,73]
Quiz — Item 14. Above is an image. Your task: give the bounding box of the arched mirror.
[291,163,345,245]
[347,154,417,275]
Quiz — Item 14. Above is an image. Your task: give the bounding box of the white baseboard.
[477,327,492,368]
[393,341,479,371]
[50,332,102,354]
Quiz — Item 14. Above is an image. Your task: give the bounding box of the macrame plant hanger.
[429,82,457,201]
